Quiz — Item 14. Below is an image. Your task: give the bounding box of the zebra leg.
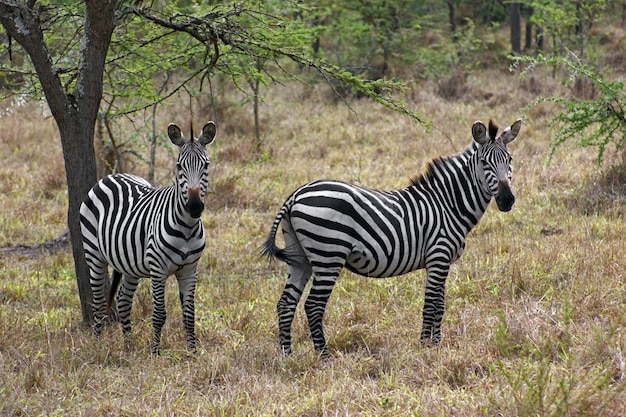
[304,270,340,357]
[420,263,450,346]
[116,275,140,336]
[151,277,168,356]
[86,258,109,336]
[277,261,312,355]
[176,273,198,353]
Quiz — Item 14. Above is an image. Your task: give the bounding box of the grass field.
[2,54,626,415]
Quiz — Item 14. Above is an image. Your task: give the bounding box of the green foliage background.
[1,0,625,167]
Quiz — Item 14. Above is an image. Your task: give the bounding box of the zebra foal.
[262,118,522,356]
[80,121,217,355]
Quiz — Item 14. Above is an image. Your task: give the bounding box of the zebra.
[80,121,217,355]
[261,118,522,356]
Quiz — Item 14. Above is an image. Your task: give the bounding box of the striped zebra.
[261,118,522,356]
[80,121,217,355]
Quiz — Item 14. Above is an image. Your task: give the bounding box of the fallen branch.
[0,229,70,257]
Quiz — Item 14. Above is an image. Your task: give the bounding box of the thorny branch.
[0,3,427,127]
[117,5,426,127]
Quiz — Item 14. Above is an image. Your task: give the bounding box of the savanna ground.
[2,27,626,417]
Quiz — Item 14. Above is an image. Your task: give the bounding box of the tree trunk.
[66,0,116,324]
[525,21,533,51]
[0,0,116,325]
[447,0,456,33]
[253,79,260,145]
[510,2,521,54]
[536,26,544,51]
[60,106,99,323]
[522,6,534,51]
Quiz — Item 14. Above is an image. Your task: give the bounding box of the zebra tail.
[259,205,293,265]
[105,269,122,316]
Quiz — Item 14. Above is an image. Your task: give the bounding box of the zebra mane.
[488,120,498,141]
[409,143,476,188]
[410,158,448,188]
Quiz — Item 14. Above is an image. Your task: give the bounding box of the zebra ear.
[199,121,217,146]
[472,121,489,145]
[501,118,522,145]
[168,124,186,146]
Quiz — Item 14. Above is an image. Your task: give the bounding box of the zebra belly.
[345,243,427,278]
[98,232,151,279]
[291,219,428,278]
[97,236,204,279]
[289,187,430,278]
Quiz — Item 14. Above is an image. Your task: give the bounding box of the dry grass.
[2,51,626,415]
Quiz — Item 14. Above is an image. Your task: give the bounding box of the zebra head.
[471,118,522,212]
[167,121,217,218]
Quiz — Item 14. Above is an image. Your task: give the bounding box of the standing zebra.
[80,121,217,355]
[261,118,522,356]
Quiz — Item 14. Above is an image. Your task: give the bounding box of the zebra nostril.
[496,195,515,212]
[186,200,204,218]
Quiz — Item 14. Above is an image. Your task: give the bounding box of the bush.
[514,54,626,165]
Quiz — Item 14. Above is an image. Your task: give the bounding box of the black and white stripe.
[262,118,522,356]
[80,121,217,355]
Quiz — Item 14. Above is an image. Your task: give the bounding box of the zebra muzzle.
[185,188,205,218]
[495,181,515,212]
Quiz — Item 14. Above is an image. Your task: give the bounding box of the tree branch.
[75,0,116,121]
[118,5,426,127]
[0,1,68,121]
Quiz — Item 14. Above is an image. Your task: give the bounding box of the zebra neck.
[416,147,492,232]
[464,150,494,222]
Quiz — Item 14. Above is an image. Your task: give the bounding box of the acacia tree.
[509,1,624,165]
[0,1,423,324]
[0,0,116,323]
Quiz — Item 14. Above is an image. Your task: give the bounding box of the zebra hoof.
[316,347,331,359]
[419,338,440,348]
[123,338,133,352]
[279,345,292,357]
